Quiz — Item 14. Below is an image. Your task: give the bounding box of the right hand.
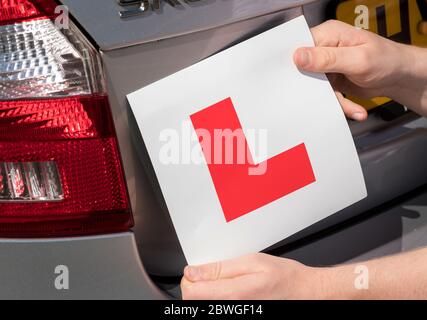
[294,20,412,121]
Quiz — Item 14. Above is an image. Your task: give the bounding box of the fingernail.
[352,112,366,121]
[298,50,311,68]
[185,266,200,281]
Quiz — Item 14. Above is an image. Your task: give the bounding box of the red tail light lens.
[0,96,114,140]
[0,0,133,237]
[0,0,56,25]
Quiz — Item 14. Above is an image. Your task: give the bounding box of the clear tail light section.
[0,0,133,237]
[0,161,63,201]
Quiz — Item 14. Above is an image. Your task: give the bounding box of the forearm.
[312,248,427,299]
[391,45,427,117]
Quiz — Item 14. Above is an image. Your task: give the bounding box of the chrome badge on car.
[118,0,203,18]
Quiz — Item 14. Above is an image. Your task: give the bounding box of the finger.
[335,92,368,121]
[181,275,253,300]
[184,254,265,282]
[294,46,366,75]
[310,20,344,47]
[332,76,380,100]
[310,20,362,47]
[180,276,192,294]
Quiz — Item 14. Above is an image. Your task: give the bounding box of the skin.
[181,20,427,300]
[294,20,427,120]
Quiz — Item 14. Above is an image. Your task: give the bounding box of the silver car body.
[1,0,427,299]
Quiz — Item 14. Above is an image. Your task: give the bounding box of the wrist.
[406,46,427,80]
[295,266,342,300]
[307,265,370,300]
[395,44,427,86]
[387,43,417,94]
[386,44,427,113]
[406,46,427,111]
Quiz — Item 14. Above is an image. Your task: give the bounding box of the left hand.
[181,253,322,300]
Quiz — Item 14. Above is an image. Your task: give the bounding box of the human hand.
[181,253,322,300]
[181,249,427,300]
[294,20,413,121]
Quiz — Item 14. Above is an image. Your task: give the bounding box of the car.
[0,0,426,299]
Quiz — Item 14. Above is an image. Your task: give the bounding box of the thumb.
[294,47,359,75]
[184,254,263,282]
[335,91,368,121]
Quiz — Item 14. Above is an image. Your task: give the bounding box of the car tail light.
[0,0,56,25]
[0,0,133,237]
